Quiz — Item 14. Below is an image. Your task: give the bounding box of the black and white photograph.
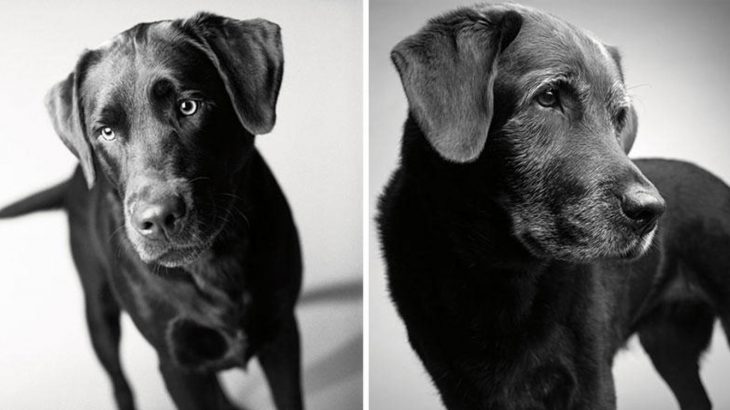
[370,1,730,409]
[0,1,362,409]
[3,0,730,409]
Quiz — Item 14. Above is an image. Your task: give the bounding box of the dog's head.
[45,13,283,267]
[393,4,664,261]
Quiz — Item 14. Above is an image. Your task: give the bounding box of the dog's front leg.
[158,362,238,410]
[257,313,304,410]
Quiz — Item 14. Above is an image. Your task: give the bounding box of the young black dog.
[378,4,730,409]
[1,13,302,410]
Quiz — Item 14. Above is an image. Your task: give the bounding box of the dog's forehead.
[501,6,623,92]
[81,22,218,114]
[95,21,207,78]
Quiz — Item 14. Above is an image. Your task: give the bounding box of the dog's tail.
[0,181,67,219]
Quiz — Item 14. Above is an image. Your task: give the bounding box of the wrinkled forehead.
[81,22,220,114]
[499,7,625,100]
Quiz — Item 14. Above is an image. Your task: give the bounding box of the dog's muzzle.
[123,177,207,267]
[131,193,188,241]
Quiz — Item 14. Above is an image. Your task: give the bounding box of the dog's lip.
[518,219,658,261]
[125,204,235,268]
[617,243,644,260]
[152,244,208,267]
[132,236,212,267]
[617,225,657,260]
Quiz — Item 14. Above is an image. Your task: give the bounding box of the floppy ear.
[45,53,96,189]
[605,45,638,154]
[391,8,522,163]
[184,13,284,135]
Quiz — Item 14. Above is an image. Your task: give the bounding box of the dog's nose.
[620,186,665,234]
[131,195,187,240]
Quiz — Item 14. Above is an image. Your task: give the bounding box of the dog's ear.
[606,45,637,153]
[185,13,283,135]
[45,52,96,189]
[392,8,522,162]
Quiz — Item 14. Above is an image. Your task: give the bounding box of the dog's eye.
[536,89,560,108]
[179,100,199,116]
[99,127,115,141]
[615,107,628,131]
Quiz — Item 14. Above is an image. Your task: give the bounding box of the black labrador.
[0,13,303,410]
[378,4,730,410]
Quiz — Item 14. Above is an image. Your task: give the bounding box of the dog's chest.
[166,281,252,370]
[121,250,254,370]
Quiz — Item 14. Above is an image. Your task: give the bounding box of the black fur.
[378,4,730,410]
[1,12,302,410]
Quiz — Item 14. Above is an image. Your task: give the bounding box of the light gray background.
[370,0,730,409]
[0,0,362,409]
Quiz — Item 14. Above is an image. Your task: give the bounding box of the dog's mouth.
[125,217,224,268]
[153,244,211,267]
[130,237,213,268]
[517,217,659,262]
[122,192,242,268]
[615,223,658,260]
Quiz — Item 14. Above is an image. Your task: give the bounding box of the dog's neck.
[397,116,537,270]
[390,118,604,335]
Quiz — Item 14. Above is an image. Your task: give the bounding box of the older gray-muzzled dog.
[378,3,730,409]
[1,13,303,410]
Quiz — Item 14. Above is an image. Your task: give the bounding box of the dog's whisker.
[626,83,651,91]
[187,176,212,185]
[109,223,126,243]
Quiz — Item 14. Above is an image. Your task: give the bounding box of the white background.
[0,0,362,409]
[369,0,730,409]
